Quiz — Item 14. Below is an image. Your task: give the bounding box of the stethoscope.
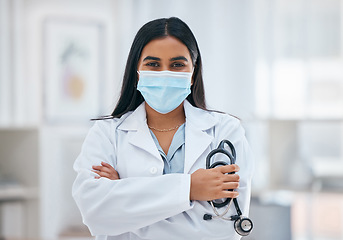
[203,140,253,236]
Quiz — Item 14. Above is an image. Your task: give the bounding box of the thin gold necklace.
[148,123,184,132]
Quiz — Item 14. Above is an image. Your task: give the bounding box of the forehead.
[140,36,191,60]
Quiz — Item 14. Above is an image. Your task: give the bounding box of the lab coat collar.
[118,102,162,161]
[183,100,217,173]
[183,100,218,130]
[117,102,147,131]
[117,100,218,173]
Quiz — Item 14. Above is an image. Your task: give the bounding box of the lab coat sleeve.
[217,116,255,217]
[238,136,255,217]
[72,121,192,236]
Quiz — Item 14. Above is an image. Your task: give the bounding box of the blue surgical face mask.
[137,70,192,114]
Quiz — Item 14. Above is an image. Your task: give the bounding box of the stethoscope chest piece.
[234,217,253,236]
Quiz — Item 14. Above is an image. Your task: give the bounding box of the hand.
[190,164,240,201]
[92,162,120,180]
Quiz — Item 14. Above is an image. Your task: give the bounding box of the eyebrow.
[170,56,188,62]
[143,56,160,61]
[142,56,189,62]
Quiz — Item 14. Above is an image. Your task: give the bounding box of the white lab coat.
[72,100,254,240]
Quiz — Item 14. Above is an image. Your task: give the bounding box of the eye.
[171,62,185,68]
[145,62,160,67]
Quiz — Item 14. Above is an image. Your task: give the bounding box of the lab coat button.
[150,167,157,174]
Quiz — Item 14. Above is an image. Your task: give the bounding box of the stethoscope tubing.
[205,140,238,209]
[204,140,253,236]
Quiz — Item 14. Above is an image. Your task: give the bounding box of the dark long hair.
[101,17,206,119]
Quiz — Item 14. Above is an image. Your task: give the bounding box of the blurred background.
[0,0,343,239]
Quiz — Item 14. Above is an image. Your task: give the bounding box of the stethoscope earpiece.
[234,217,253,236]
[203,214,213,220]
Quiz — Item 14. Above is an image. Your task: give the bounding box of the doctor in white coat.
[72,17,254,240]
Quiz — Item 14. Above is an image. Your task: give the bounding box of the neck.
[145,103,186,128]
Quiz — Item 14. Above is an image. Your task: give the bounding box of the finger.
[101,162,115,169]
[93,165,113,174]
[92,170,101,175]
[92,165,103,171]
[96,171,112,179]
[221,191,239,199]
[101,162,120,178]
[222,182,239,190]
[92,169,111,176]
[93,169,119,180]
[100,167,115,175]
[222,173,240,182]
[218,164,240,174]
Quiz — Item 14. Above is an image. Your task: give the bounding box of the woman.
[72,17,254,240]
